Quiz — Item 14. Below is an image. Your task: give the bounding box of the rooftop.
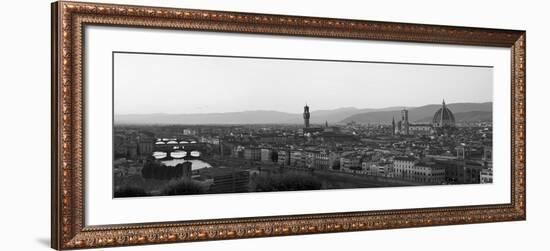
[393,156,417,161]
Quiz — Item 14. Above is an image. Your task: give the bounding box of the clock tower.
[303,104,310,128]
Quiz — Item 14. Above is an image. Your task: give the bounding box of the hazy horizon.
[114,101,492,116]
[114,52,493,115]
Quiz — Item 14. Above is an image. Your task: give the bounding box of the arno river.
[152,151,212,170]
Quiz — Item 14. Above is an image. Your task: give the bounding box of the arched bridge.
[153,138,208,159]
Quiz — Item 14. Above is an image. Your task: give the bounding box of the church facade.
[392,100,456,136]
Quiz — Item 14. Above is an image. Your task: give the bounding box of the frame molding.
[51,1,526,249]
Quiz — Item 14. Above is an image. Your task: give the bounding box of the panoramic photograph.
[112,52,494,198]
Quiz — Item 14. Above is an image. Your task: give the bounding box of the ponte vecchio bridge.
[153,137,208,159]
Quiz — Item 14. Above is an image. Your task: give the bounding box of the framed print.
[51,1,526,250]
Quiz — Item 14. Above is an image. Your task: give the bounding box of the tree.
[271,151,279,163]
[254,173,322,192]
[114,186,147,197]
[163,179,204,195]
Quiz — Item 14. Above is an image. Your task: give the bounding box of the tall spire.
[303,103,310,128]
[392,117,396,136]
[440,99,446,126]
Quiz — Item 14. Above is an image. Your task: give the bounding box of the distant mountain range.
[115,102,492,125]
[417,111,492,123]
[342,102,493,124]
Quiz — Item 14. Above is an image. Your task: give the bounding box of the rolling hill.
[115,102,492,125]
[416,110,492,123]
[340,102,492,124]
[115,110,297,125]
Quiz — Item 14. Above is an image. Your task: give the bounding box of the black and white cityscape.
[113,53,493,198]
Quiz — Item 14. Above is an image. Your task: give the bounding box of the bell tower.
[401,108,409,135]
[303,104,310,128]
[392,117,396,136]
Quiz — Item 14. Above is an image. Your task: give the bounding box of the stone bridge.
[153,138,208,159]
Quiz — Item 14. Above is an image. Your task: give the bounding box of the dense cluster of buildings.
[210,101,491,185]
[114,100,493,188]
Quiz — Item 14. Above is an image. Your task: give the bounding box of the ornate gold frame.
[51,1,526,249]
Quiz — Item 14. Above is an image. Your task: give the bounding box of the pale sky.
[114,52,492,115]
